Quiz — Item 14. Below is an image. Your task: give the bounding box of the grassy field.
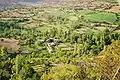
[84,12,117,23]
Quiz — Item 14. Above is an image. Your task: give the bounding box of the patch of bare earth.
[106,6,120,13]
[0,38,20,52]
[114,30,120,33]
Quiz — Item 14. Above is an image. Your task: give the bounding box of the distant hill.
[0,0,22,11]
[18,0,39,2]
[0,0,40,11]
[0,0,118,11]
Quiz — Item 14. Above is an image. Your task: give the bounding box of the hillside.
[0,0,22,10]
[0,0,120,80]
[0,0,118,10]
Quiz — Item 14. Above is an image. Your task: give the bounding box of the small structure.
[46,38,63,53]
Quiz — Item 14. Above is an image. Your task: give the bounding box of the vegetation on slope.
[0,0,120,80]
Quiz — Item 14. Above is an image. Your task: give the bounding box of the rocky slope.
[0,0,22,10]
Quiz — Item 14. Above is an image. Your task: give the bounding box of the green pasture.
[84,12,117,23]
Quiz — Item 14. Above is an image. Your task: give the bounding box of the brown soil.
[114,30,120,33]
[0,38,20,52]
[106,6,120,13]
